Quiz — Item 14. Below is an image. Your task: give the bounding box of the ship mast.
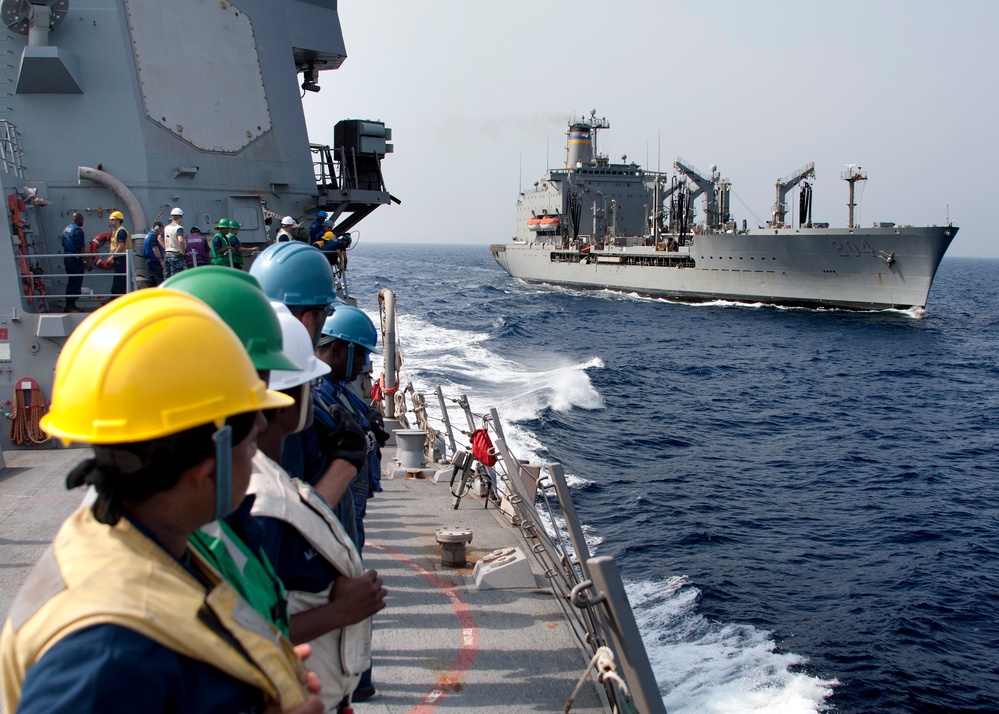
[841,164,867,229]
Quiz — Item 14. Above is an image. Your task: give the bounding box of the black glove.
[322,406,367,471]
[366,409,391,447]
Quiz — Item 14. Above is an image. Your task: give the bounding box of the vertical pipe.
[848,180,856,229]
[379,289,397,418]
[125,249,134,293]
[435,385,456,454]
[27,4,51,47]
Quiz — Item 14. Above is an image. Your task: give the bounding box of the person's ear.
[183,456,216,493]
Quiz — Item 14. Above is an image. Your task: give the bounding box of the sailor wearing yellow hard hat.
[107,209,128,298]
[0,290,322,714]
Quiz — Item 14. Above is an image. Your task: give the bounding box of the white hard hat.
[170,207,184,217]
[268,302,331,391]
[281,216,295,226]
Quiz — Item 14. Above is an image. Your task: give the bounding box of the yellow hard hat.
[40,289,294,444]
[109,210,124,222]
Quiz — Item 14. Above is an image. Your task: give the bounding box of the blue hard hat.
[320,305,380,354]
[316,210,328,219]
[249,242,335,306]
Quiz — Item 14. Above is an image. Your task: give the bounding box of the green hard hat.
[216,218,230,230]
[161,266,301,372]
[229,220,241,230]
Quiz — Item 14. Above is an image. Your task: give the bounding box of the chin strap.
[293,383,311,434]
[212,424,233,521]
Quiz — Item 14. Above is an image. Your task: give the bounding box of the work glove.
[366,409,391,447]
[323,406,367,471]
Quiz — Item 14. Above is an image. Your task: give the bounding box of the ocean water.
[347,242,999,714]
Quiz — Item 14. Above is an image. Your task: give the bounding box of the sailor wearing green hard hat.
[211,218,235,267]
[226,219,258,270]
[0,289,322,714]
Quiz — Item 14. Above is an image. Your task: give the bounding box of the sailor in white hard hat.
[276,216,296,243]
[163,207,187,278]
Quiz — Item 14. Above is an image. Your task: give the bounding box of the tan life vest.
[110,226,129,253]
[247,451,371,707]
[0,506,309,713]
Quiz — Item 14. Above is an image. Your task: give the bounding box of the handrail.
[13,249,137,303]
[377,299,667,712]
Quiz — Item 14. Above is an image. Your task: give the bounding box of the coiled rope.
[8,378,50,445]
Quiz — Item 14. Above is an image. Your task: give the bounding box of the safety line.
[368,542,479,713]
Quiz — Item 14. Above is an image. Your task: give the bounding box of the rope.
[563,646,635,714]
[9,381,49,445]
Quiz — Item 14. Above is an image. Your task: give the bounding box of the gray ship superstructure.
[0,0,395,450]
[492,112,957,310]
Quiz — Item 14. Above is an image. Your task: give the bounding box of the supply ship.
[491,112,957,311]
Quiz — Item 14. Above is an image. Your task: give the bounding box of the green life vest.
[211,232,231,266]
[228,232,244,267]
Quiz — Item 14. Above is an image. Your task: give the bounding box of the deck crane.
[772,162,816,227]
[673,157,730,229]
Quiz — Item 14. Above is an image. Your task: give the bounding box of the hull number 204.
[832,240,876,257]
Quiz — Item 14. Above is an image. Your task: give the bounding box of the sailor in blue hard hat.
[309,210,328,244]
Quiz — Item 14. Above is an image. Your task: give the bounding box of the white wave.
[626,578,837,714]
[375,312,604,463]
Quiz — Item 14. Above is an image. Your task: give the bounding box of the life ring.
[89,232,115,269]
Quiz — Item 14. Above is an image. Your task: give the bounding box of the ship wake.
[626,577,837,714]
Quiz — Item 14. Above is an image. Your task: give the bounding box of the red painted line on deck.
[368,542,479,713]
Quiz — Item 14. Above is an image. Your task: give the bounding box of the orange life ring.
[89,232,115,269]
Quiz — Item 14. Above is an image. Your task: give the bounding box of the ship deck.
[0,447,608,713]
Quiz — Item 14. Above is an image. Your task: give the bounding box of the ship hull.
[491,226,957,311]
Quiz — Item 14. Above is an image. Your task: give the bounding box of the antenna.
[840,164,867,229]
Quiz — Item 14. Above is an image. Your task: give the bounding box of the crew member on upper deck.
[108,211,129,298]
[162,207,187,278]
[277,216,296,242]
[60,212,90,311]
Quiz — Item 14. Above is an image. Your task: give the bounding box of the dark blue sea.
[348,243,999,714]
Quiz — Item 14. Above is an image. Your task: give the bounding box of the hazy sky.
[303,1,998,258]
